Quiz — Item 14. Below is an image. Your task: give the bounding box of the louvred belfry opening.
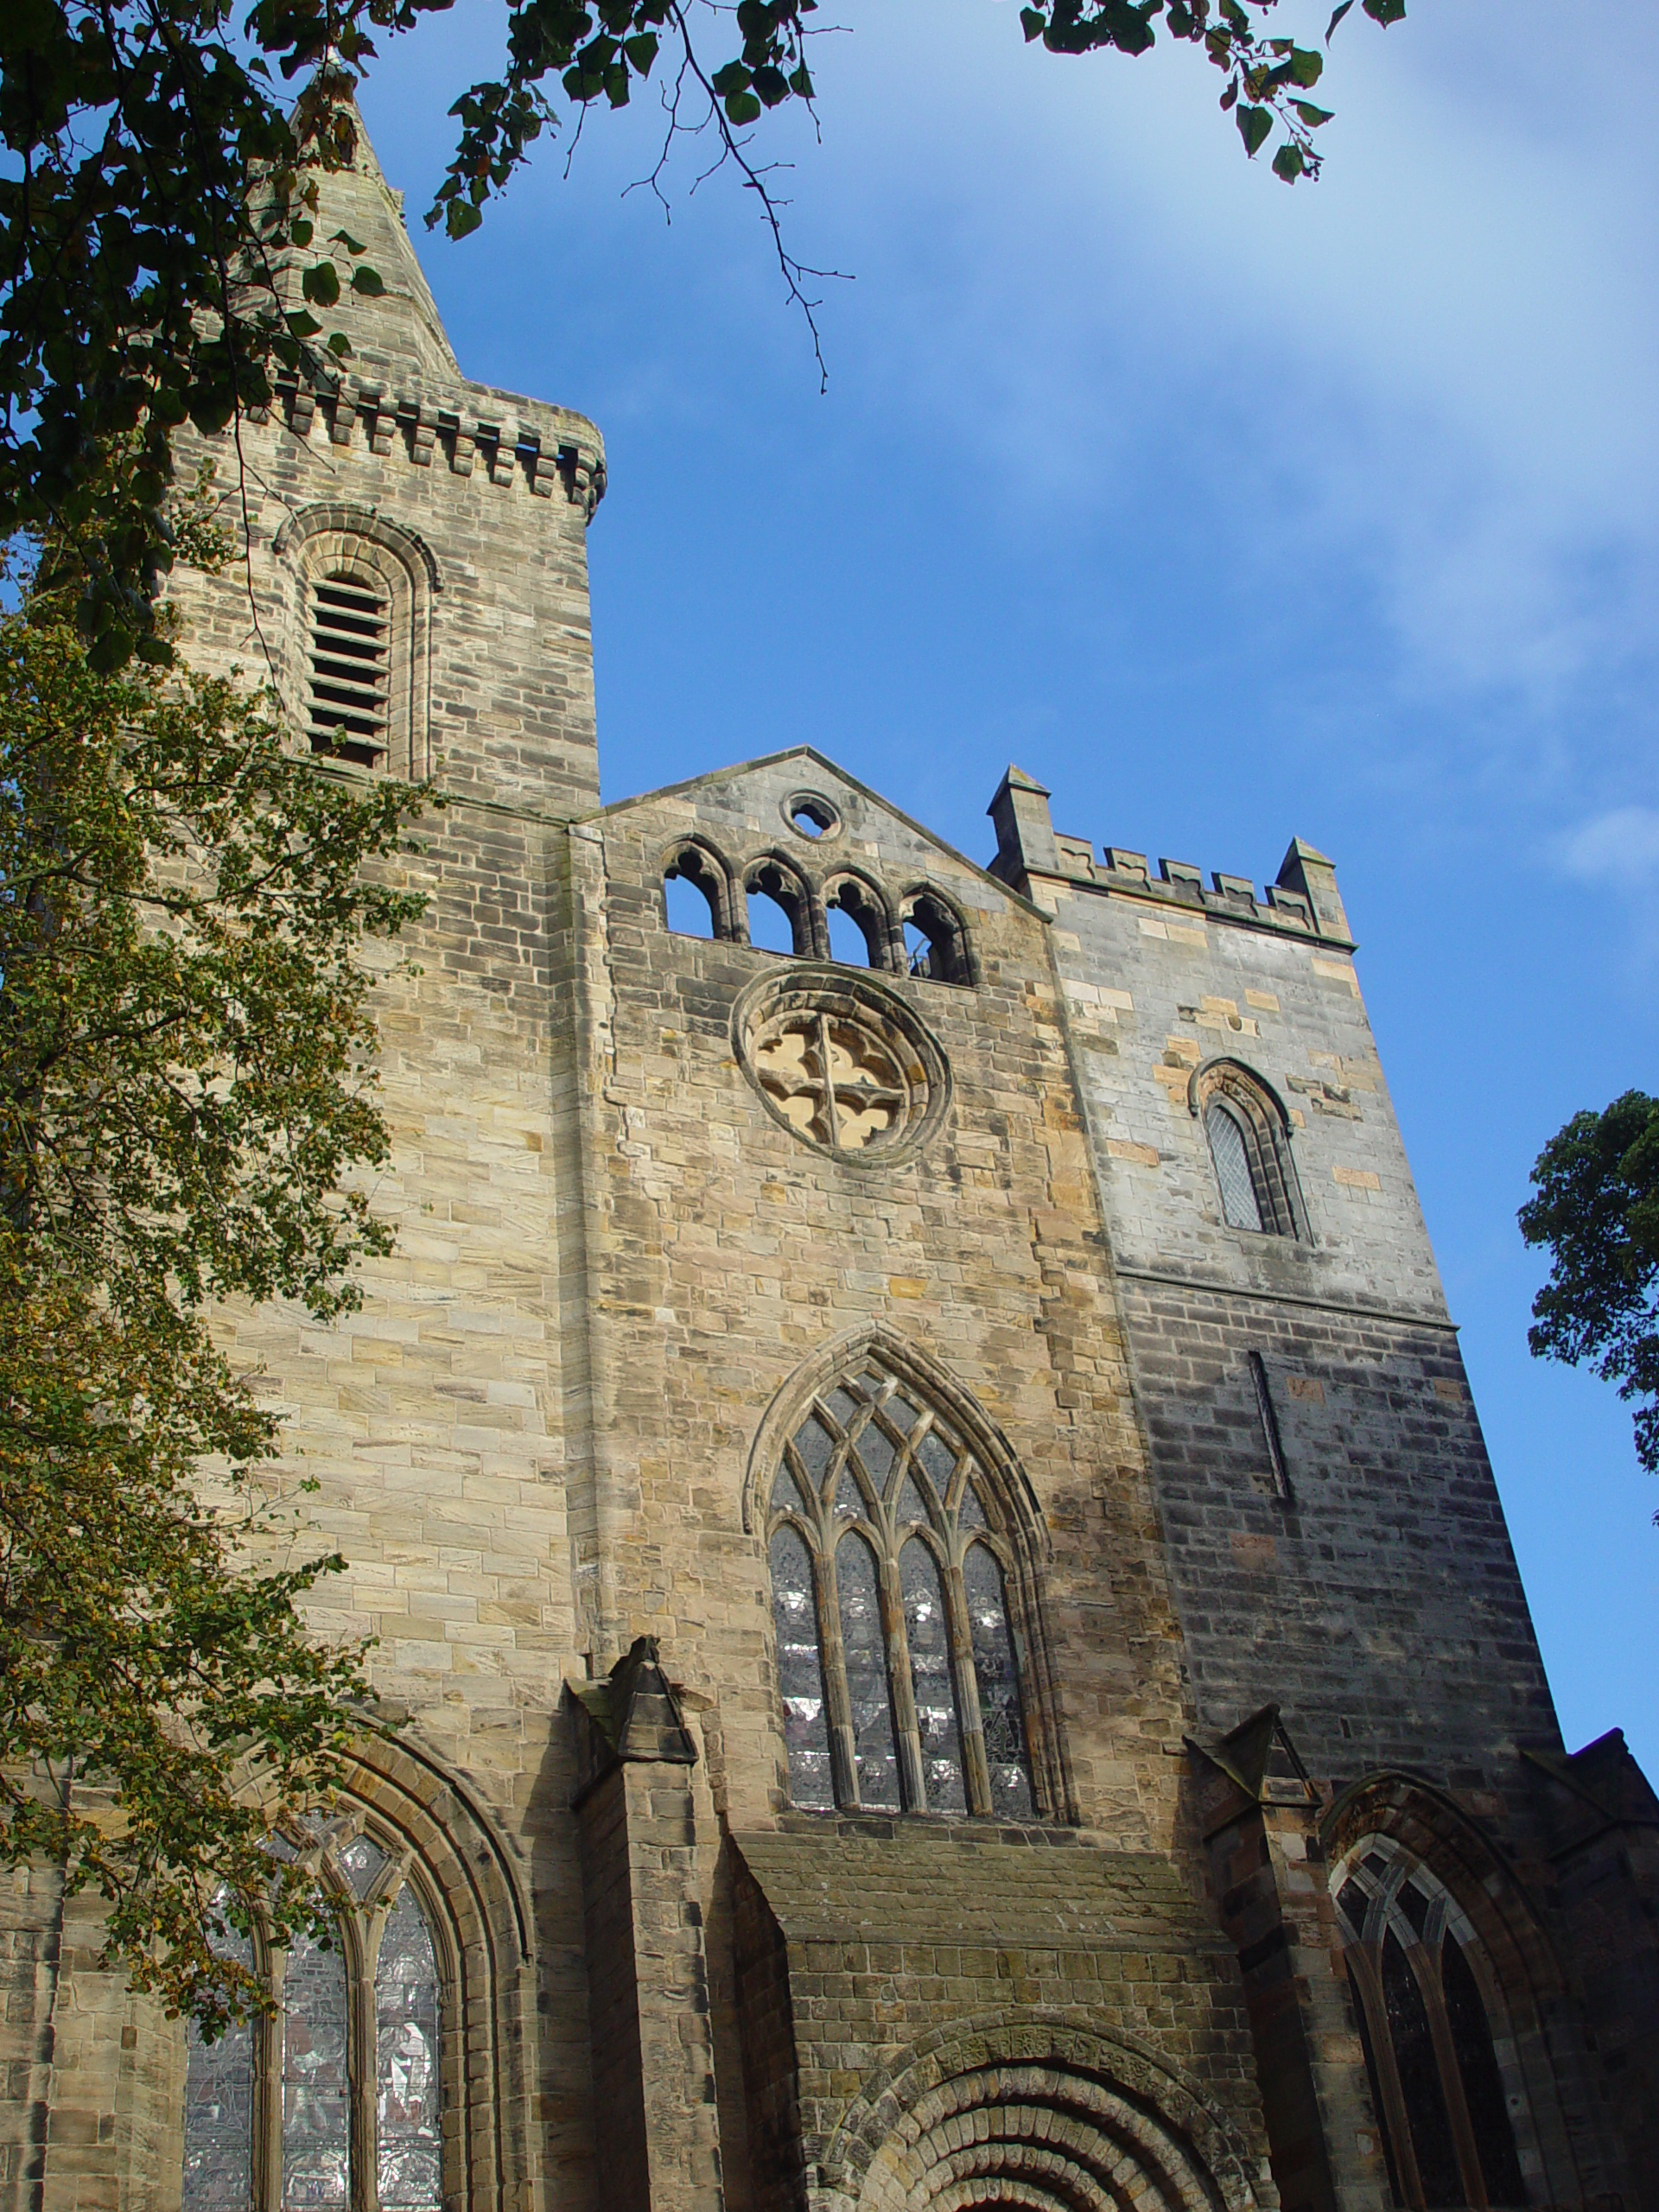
[308,569,391,767]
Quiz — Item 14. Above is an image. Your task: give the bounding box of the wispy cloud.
[1560,805,1659,893]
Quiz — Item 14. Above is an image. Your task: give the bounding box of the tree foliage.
[1520,1090,1659,1502]
[1,0,1406,664]
[0,551,429,2029]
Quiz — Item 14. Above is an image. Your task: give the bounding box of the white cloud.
[1559,805,1659,892]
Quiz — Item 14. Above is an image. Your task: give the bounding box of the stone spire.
[283,88,462,388]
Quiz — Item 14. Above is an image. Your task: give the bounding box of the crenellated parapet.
[988,763,1353,947]
[264,366,606,518]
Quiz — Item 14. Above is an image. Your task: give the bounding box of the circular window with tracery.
[734,968,950,1166]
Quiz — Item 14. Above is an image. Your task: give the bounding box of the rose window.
[735,970,950,1165]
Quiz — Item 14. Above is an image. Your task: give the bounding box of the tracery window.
[1334,1839,1529,2210]
[182,1827,442,2212]
[765,1359,1036,1819]
[1192,1060,1302,1239]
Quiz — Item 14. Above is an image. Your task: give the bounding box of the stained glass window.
[340,1835,388,1899]
[1206,1102,1263,1232]
[1382,1930,1460,2206]
[894,1475,928,1527]
[763,1357,1038,1819]
[900,1541,965,1812]
[963,1544,1033,1817]
[1336,1840,1535,2209]
[1442,1932,1527,2205]
[836,1532,900,1810]
[769,1525,835,1808]
[181,1842,447,2212]
[283,1927,350,2212]
[376,1887,442,2212]
[182,1910,254,2212]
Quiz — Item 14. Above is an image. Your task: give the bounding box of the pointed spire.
[289,81,462,385]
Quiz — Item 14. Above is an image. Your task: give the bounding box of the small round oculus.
[734,969,950,1166]
[781,790,842,842]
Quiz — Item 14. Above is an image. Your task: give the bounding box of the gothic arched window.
[662,837,739,941]
[900,887,975,987]
[1334,1838,1529,2210]
[765,1357,1037,1820]
[1192,1060,1303,1239]
[182,1825,443,2212]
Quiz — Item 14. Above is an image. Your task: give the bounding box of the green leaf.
[1236,102,1271,156]
[289,218,314,247]
[1288,46,1323,86]
[723,88,762,124]
[623,33,658,72]
[1272,139,1304,180]
[328,229,366,255]
[285,310,323,340]
[711,60,751,95]
[326,334,352,357]
[1325,0,1354,35]
[445,201,485,239]
[1020,7,1046,39]
[1362,0,1404,19]
[350,266,385,296]
[1293,99,1333,126]
[301,261,340,308]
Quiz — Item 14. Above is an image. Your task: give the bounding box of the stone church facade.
[3,111,1657,2212]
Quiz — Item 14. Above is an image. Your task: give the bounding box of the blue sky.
[356,0,1659,1775]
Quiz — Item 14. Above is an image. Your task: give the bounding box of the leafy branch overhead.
[0,0,1406,664]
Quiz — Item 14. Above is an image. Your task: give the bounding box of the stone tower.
[2,108,1655,2212]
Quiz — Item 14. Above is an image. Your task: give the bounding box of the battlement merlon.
[986,766,1355,951]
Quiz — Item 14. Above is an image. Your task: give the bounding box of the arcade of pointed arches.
[661,830,977,988]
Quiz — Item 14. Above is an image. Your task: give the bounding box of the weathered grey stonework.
[2,106,1655,2212]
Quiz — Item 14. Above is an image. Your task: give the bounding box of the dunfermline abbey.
[6,109,1659,2212]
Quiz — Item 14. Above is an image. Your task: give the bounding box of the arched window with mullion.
[764,1354,1037,1820]
[181,1826,444,2212]
[1334,1839,1530,2209]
